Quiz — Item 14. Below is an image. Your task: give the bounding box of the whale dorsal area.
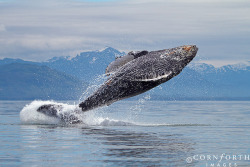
[105,50,148,75]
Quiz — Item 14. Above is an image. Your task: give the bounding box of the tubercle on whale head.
[160,45,198,57]
[183,45,198,61]
[181,45,198,56]
[163,45,198,62]
[183,45,193,51]
[176,45,198,65]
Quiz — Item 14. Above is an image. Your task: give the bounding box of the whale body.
[79,45,198,112]
[37,45,198,117]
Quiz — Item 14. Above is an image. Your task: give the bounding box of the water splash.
[19,100,135,126]
[78,74,108,103]
[20,101,83,124]
[20,100,209,127]
[19,73,136,126]
[19,74,180,127]
[128,93,151,122]
[20,100,63,125]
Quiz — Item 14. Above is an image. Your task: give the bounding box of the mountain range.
[0,47,249,100]
[0,63,86,100]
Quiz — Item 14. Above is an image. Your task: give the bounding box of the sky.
[0,0,250,66]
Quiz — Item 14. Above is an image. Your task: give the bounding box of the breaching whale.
[37,45,198,117]
[79,45,198,111]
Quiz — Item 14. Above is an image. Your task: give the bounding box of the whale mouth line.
[133,71,172,82]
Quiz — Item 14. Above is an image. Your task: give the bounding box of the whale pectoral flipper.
[105,50,149,75]
[37,104,62,117]
[133,50,148,58]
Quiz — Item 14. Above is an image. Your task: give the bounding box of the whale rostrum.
[37,45,198,116]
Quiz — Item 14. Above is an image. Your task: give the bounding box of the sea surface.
[0,100,249,167]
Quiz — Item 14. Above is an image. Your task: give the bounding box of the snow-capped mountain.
[188,61,250,73]
[184,61,250,100]
[0,47,249,100]
[217,62,250,72]
[187,63,216,73]
[43,47,125,79]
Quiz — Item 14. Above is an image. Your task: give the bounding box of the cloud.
[0,0,250,63]
[0,24,6,31]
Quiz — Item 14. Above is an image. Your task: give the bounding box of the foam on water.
[19,74,206,127]
[19,72,137,126]
[20,100,81,125]
[20,100,62,125]
[20,100,134,126]
[20,100,209,127]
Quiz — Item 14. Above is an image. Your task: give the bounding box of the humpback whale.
[37,45,198,116]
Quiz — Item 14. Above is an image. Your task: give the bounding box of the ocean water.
[0,100,249,167]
